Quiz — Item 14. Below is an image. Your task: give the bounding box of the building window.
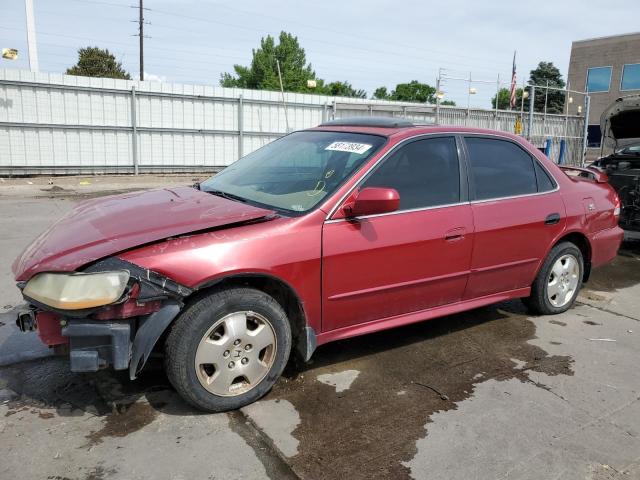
[586,66,612,93]
[587,125,602,148]
[621,63,640,91]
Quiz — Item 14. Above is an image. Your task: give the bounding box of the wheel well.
[188,275,308,358]
[555,232,592,281]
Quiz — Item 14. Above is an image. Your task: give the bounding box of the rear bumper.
[589,226,624,268]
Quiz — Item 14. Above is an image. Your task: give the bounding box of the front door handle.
[445,227,466,242]
[544,213,561,225]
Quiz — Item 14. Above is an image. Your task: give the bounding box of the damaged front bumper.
[15,257,190,379]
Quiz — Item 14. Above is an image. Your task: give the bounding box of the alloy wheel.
[194,311,277,396]
[547,254,580,308]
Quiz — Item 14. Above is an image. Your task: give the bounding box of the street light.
[2,48,18,60]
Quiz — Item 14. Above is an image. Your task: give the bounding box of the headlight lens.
[23,271,130,310]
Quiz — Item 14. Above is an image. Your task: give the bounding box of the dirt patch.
[264,300,573,479]
[0,357,183,445]
[40,185,71,193]
[84,402,159,447]
[582,291,608,302]
[583,320,602,326]
[4,404,29,417]
[549,320,567,326]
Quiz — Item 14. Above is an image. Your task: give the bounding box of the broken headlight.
[23,271,130,310]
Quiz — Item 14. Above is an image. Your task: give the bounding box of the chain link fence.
[0,70,588,175]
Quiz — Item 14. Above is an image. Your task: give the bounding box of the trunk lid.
[601,94,640,150]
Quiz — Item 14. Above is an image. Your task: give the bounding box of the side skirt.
[316,287,531,346]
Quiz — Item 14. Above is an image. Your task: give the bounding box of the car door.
[462,136,566,300]
[321,136,474,332]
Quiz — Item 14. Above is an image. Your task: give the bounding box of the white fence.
[0,70,587,175]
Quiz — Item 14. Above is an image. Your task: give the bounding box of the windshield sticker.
[325,142,372,154]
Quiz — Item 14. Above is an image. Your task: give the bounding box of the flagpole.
[510,50,517,110]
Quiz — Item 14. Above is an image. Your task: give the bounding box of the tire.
[165,287,291,412]
[524,242,584,315]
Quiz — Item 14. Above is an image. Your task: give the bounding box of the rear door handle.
[544,213,561,225]
[445,227,466,242]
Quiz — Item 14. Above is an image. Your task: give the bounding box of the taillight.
[614,194,621,217]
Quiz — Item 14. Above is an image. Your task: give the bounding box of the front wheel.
[165,287,291,412]
[524,242,584,315]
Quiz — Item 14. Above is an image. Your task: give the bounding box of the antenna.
[276,59,290,132]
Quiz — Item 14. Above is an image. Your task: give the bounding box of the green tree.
[371,80,445,104]
[372,86,391,100]
[66,47,131,79]
[220,32,320,93]
[528,61,566,114]
[441,100,456,106]
[321,80,366,98]
[491,87,524,110]
[392,80,436,103]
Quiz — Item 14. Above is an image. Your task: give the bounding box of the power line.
[24,7,514,75]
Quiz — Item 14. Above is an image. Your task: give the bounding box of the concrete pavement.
[1,177,639,479]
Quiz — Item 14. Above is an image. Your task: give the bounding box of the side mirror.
[342,187,400,218]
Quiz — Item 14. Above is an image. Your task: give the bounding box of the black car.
[592,94,640,236]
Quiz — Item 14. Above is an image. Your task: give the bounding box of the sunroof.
[320,117,415,128]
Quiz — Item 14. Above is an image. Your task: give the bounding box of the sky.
[1,0,639,108]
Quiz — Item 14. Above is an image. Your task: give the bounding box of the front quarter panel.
[118,211,324,333]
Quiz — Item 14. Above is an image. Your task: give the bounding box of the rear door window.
[361,137,460,211]
[465,137,538,200]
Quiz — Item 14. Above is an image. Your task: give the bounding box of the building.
[567,32,640,150]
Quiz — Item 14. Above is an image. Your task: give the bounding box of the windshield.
[200,130,386,213]
[620,145,640,155]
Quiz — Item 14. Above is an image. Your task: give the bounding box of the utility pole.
[24,0,39,72]
[138,0,144,81]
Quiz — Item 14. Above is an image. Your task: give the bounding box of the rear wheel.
[524,242,583,315]
[165,287,291,412]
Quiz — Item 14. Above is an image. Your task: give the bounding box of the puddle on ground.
[265,300,573,479]
[84,402,159,447]
[0,358,190,445]
[585,244,640,293]
[2,245,639,478]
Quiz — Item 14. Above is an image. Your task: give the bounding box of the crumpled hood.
[12,186,275,281]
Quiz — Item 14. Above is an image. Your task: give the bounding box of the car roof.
[310,118,523,142]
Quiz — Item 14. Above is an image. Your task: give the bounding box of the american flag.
[509,51,517,109]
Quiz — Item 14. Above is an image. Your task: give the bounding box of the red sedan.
[12,118,623,411]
